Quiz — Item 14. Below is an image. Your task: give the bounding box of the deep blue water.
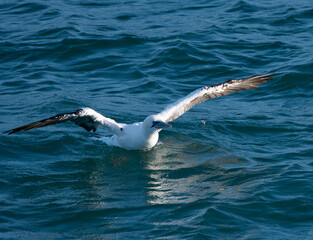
[1,0,313,239]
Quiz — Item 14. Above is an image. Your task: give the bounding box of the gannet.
[4,74,277,150]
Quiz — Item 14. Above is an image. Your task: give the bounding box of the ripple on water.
[1,0,313,239]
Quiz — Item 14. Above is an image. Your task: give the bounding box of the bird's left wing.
[4,107,123,135]
[157,74,277,123]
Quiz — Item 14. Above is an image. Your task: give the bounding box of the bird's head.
[143,115,172,132]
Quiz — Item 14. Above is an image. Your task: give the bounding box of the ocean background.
[1,0,313,239]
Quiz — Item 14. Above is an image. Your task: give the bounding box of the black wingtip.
[3,109,84,136]
[267,73,280,78]
[243,73,280,86]
[2,127,15,135]
[3,128,23,135]
[262,73,280,79]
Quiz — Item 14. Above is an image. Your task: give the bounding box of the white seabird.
[4,74,277,150]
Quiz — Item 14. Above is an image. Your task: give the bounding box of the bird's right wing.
[4,107,123,135]
[157,74,277,123]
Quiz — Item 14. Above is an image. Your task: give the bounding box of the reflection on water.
[144,136,264,204]
[83,134,267,207]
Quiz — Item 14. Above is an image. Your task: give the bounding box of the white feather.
[4,74,276,150]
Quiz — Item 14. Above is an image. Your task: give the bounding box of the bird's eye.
[151,121,160,128]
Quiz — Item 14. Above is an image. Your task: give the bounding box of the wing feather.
[158,74,278,123]
[3,107,123,135]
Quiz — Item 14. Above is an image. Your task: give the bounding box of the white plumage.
[4,74,277,150]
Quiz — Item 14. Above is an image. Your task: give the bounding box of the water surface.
[1,0,313,239]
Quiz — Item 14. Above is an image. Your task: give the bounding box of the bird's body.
[4,74,277,150]
[107,120,160,150]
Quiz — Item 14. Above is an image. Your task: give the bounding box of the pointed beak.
[152,121,172,129]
